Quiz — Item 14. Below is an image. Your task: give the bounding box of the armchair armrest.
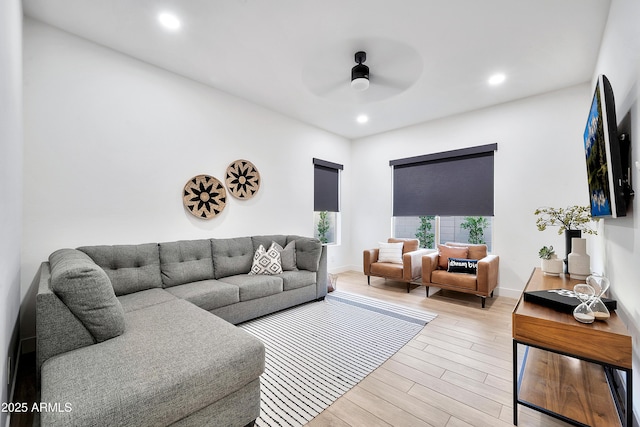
[403,248,431,281]
[363,248,379,276]
[421,252,439,285]
[477,254,499,295]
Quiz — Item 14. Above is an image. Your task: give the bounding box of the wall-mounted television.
[583,74,633,218]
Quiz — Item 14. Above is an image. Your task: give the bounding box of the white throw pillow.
[249,243,283,275]
[378,241,404,264]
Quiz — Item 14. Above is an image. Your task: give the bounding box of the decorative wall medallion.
[225,159,260,199]
[183,175,226,219]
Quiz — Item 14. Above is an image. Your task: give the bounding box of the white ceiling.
[22,0,611,139]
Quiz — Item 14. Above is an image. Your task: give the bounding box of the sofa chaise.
[35,234,327,426]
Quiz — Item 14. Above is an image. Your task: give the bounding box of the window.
[390,144,497,251]
[313,158,343,244]
[393,216,493,251]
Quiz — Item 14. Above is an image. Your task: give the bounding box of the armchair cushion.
[378,242,404,264]
[445,242,487,260]
[437,244,469,269]
[389,238,419,253]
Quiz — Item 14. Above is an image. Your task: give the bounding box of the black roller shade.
[390,144,497,216]
[313,158,343,212]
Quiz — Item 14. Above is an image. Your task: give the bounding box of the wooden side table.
[512,268,633,426]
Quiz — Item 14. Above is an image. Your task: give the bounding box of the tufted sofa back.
[78,244,162,296]
[159,239,214,288]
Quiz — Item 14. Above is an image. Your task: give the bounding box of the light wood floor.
[307,271,572,427]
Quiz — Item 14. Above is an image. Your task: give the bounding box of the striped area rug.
[239,293,436,427]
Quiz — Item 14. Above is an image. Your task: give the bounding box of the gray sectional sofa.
[35,234,327,427]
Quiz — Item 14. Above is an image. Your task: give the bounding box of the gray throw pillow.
[49,249,125,343]
[291,238,323,272]
[273,241,297,271]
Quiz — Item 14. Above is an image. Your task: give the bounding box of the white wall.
[592,0,640,420]
[21,19,351,345]
[350,83,594,298]
[0,0,22,424]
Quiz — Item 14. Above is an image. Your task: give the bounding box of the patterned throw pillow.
[249,243,283,275]
[447,258,478,274]
[378,241,404,264]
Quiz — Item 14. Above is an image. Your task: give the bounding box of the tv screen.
[583,74,627,218]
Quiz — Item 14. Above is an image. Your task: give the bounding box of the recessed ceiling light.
[158,12,181,31]
[356,114,369,124]
[488,73,506,86]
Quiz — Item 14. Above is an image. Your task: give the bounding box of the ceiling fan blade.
[371,75,407,90]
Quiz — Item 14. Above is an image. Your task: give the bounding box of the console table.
[512,268,632,426]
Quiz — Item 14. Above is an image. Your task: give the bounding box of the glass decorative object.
[328,273,338,292]
[573,283,595,324]
[587,274,611,321]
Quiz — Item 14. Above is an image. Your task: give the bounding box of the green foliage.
[538,245,555,260]
[534,205,598,235]
[415,216,435,248]
[317,211,330,244]
[460,216,488,244]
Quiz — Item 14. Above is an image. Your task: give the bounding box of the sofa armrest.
[36,262,95,375]
[316,245,328,299]
[477,254,499,295]
[403,248,431,281]
[421,252,440,284]
[363,248,379,275]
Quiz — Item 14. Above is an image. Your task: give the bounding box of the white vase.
[541,254,563,276]
[568,238,590,280]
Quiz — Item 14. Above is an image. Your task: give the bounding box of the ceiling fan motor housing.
[352,51,368,78]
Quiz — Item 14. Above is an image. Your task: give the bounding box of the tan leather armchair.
[363,238,430,292]
[422,242,499,308]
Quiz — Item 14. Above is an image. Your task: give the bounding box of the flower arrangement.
[534,205,598,235]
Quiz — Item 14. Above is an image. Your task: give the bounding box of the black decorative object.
[524,288,616,314]
[183,175,226,219]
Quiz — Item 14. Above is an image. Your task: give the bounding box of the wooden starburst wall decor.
[183,175,227,219]
[225,159,261,199]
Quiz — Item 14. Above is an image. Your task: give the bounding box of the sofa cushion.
[287,236,323,272]
[219,274,283,301]
[280,270,317,291]
[159,239,214,287]
[48,249,125,343]
[40,299,265,427]
[249,243,283,275]
[165,279,240,311]
[378,241,404,264]
[437,244,469,270]
[211,237,253,279]
[79,244,162,296]
[117,288,178,313]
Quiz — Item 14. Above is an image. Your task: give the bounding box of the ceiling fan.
[351,51,369,91]
[301,41,423,103]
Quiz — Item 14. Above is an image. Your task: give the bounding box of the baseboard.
[332,269,523,300]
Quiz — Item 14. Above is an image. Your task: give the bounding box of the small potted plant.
[538,245,563,276]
